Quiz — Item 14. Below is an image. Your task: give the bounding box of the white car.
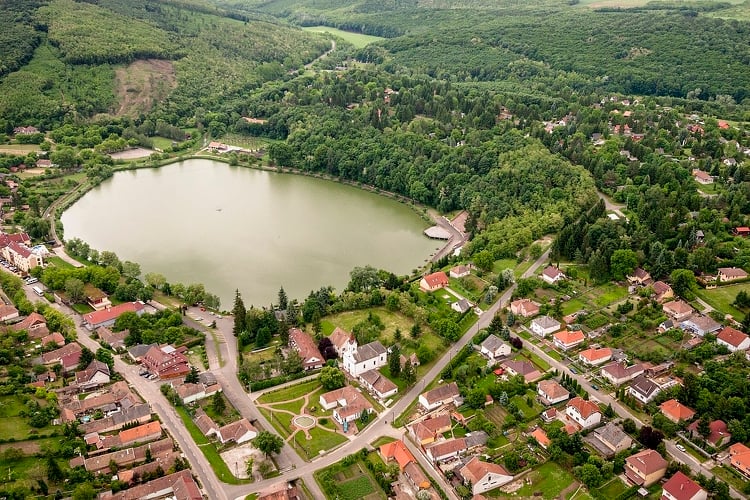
[676,444,686,452]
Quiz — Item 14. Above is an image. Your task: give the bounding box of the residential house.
[118,421,162,447]
[659,399,696,424]
[530,315,561,337]
[404,461,431,491]
[97,326,128,350]
[624,449,668,487]
[288,328,324,370]
[479,334,511,361]
[652,281,674,303]
[627,268,652,285]
[319,385,373,425]
[663,300,694,321]
[449,265,472,278]
[628,375,662,404]
[501,360,543,383]
[578,347,612,366]
[541,407,557,423]
[343,340,387,377]
[687,419,731,448]
[127,343,158,363]
[729,443,750,478]
[77,438,172,474]
[425,437,465,463]
[510,298,540,318]
[588,422,632,458]
[733,227,750,237]
[419,271,449,292]
[359,369,398,400]
[379,440,416,470]
[172,378,222,405]
[419,382,460,411]
[537,379,570,405]
[217,418,257,444]
[75,360,111,391]
[36,159,52,168]
[78,403,151,435]
[680,315,721,337]
[451,298,472,314]
[101,469,202,500]
[409,414,452,445]
[661,471,707,500]
[41,331,65,347]
[141,345,190,379]
[465,430,489,451]
[0,304,19,322]
[716,326,750,352]
[329,327,357,358]
[692,169,713,184]
[12,311,48,338]
[84,284,112,311]
[553,330,585,351]
[13,126,39,135]
[82,301,146,329]
[41,341,82,366]
[256,482,301,500]
[718,267,748,282]
[541,266,565,284]
[194,409,218,437]
[459,456,513,495]
[529,427,551,449]
[565,397,602,430]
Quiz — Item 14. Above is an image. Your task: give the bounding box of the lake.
[61,159,440,308]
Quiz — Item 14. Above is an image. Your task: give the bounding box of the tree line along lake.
[60,159,440,308]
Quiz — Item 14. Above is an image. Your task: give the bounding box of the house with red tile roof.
[661,471,707,500]
[329,327,357,358]
[529,427,551,449]
[408,414,452,445]
[142,345,190,379]
[652,281,674,303]
[692,169,713,185]
[359,369,398,400]
[537,379,570,405]
[256,482,300,500]
[83,301,146,330]
[319,385,373,424]
[41,331,65,347]
[553,330,585,350]
[541,266,565,284]
[75,360,111,391]
[510,298,540,318]
[419,271,449,292]
[102,469,202,500]
[0,304,19,322]
[729,443,750,478]
[662,300,694,321]
[41,341,81,365]
[0,240,43,272]
[733,227,750,237]
[379,440,416,470]
[217,418,257,444]
[12,311,48,338]
[687,419,731,448]
[716,326,750,352]
[627,267,651,285]
[718,267,748,282]
[288,328,324,370]
[459,456,513,495]
[565,397,601,429]
[659,399,695,424]
[578,347,612,366]
[118,421,162,447]
[625,449,668,487]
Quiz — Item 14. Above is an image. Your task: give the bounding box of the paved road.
[428,209,466,263]
[42,183,85,268]
[596,190,626,219]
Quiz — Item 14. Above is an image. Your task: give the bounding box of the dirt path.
[305,40,336,69]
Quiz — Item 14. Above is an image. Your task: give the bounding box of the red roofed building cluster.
[83,301,146,330]
[419,271,449,292]
[288,328,324,370]
[0,232,42,272]
[141,345,191,379]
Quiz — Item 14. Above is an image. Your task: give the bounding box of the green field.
[257,379,321,404]
[315,455,386,500]
[293,425,348,460]
[302,26,386,48]
[221,133,272,151]
[696,284,750,320]
[500,462,577,499]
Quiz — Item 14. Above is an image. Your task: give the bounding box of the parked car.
[676,444,686,452]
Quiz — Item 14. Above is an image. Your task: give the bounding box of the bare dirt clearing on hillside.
[114,59,176,117]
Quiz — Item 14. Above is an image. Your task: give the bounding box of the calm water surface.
[61,159,439,308]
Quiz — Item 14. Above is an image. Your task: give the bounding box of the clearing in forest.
[114,59,176,117]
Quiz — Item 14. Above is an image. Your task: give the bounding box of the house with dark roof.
[628,375,662,404]
[75,360,111,391]
[586,422,632,458]
[601,361,644,386]
[627,268,652,285]
[358,369,398,400]
[480,334,511,361]
[542,266,565,284]
[501,359,543,383]
[97,326,128,350]
[425,437,465,463]
[451,298,473,314]
[662,471,707,500]
[459,456,513,495]
[419,271,449,292]
[625,449,668,487]
[419,382,460,411]
[716,326,750,352]
[343,340,387,377]
[652,281,674,303]
[217,418,257,444]
[288,328,324,370]
[127,343,158,362]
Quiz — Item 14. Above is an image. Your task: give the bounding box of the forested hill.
[222,0,750,103]
[0,0,331,128]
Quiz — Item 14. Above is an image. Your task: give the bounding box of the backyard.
[696,283,750,321]
[314,454,387,500]
[489,461,578,499]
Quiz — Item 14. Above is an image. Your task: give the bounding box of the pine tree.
[232,289,246,336]
[277,286,288,311]
[389,345,401,378]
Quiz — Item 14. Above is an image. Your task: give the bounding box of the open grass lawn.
[269,398,305,415]
[371,436,396,448]
[590,283,628,307]
[46,255,75,269]
[507,462,577,499]
[493,258,518,275]
[562,298,587,315]
[339,476,376,499]
[186,345,206,370]
[151,136,181,150]
[321,307,421,344]
[71,302,95,314]
[257,380,320,404]
[175,406,250,484]
[0,455,60,489]
[696,284,750,320]
[449,275,488,303]
[511,393,544,421]
[293,425,347,460]
[302,26,385,48]
[595,477,628,498]
[222,133,270,151]
[523,351,551,371]
[712,465,750,493]
[0,395,59,441]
